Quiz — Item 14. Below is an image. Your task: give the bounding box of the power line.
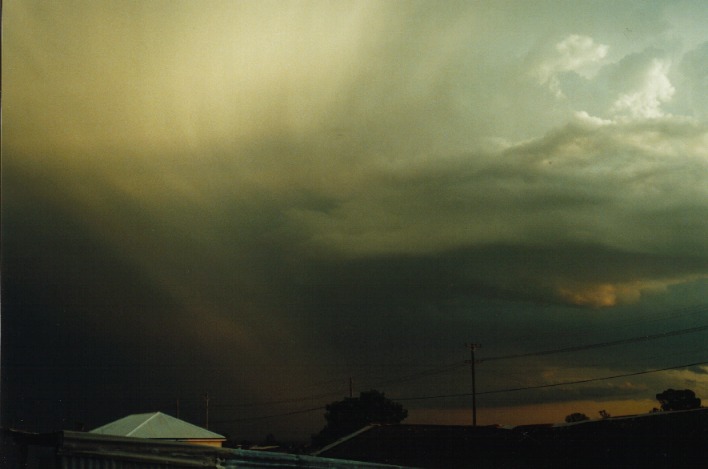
[479,324,708,363]
[212,360,708,423]
[394,360,708,402]
[212,390,345,409]
[212,362,467,409]
[367,362,467,388]
[209,363,467,422]
[212,405,325,424]
[479,360,708,395]
[210,324,708,411]
[198,315,708,422]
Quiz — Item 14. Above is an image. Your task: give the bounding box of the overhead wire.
[212,359,708,422]
[234,322,708,408]
[211,362,467,409]
[213,405,326,424]
[479,324,708,363]
[212,323,708,412]
[393,359,708,402]
[211,312,708,423]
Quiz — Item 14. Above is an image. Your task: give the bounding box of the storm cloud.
[3,0,707,439]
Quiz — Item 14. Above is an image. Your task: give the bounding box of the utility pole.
[466,343,481,426]
[349,377,353,399]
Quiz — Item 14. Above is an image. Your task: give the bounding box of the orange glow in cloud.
[556,275,706,307]
[558,283,620,307]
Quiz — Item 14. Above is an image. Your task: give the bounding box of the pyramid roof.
[90,412,225,440]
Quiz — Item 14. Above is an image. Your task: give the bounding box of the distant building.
[90,411,227,447]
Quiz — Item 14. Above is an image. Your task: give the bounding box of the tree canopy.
[312,390,407,447]
[656,389,702,411]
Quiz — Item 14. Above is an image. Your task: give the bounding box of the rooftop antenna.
[204,393,210,429]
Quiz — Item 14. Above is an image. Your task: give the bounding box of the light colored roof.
[90,412,225,440]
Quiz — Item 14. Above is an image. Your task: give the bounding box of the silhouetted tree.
[655,389,701,411]
[565,412,590,423]
[598,409,611,419]
[312,390,407,447]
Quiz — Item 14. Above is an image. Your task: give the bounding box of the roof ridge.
[126,412,161,437]
[312,425,379,456]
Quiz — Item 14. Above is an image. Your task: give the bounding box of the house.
[2,428,406,469]
[90,411,227,447]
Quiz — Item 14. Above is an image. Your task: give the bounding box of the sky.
[2,0,708,442]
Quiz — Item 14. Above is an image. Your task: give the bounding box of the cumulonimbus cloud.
[611,58,675,118]
[284,115,708,306]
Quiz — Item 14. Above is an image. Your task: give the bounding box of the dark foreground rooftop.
[315,408,708,468]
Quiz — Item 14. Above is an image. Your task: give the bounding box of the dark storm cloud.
[280,118,708,308]
[3,113,707,434]
[3,0,707,437]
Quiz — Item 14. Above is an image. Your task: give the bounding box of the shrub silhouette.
[565,412,590,423]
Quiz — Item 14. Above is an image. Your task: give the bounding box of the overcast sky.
[2,0,708,441]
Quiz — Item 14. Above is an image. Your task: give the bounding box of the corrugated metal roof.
[90,412,225,440]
